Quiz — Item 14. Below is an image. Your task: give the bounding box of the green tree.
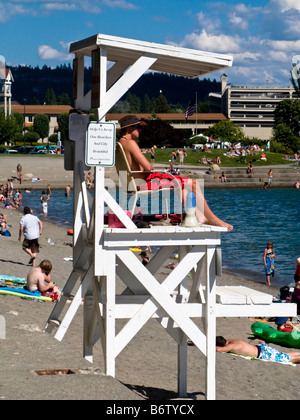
[12,112,24,133]
[49,133,58,143]
[57,113,69,141]
[32,96,40,105]
[25,131,40,144]
[198,101,210,113]
[0,112,20,145]
[205,119,244,143]
[34,114,49,142]
[273,99,300,152]
[110,100,130,113]
[154,93,171,113]
[45,88,57,105]
[126,93,141,113]
[142,94,155,113]
[139,118,185,148]
[57,92,71,105]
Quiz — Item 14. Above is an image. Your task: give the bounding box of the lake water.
[21,187,300,288]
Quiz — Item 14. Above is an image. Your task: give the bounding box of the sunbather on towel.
[26,259,61,300]
[216,336,300,364]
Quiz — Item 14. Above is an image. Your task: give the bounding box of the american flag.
[185,95,197,120]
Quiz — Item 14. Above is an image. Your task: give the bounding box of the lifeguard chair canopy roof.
[69,33,233,79]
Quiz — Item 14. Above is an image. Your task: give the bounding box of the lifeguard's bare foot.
[206,215,233,231]
[218,220,233,231]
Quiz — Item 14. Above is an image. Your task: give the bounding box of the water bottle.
[182,192,199,227]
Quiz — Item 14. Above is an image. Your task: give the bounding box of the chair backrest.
[115,142,137,193]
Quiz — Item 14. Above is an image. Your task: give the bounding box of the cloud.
[272,0,300,12]
[174,1,300,85]
[178,30,241,54]
[229,13,248,31]
[196,11,222,33]
[42,3,79,11]
[267,50,289,62]
[101,0,138,9]
[233,51,261,63]
[42,1,102,13]
[262,0,300,40]
[0,0,138,22]
[38,44,73,61]
[263,39,300,52]
[0,2,35,22]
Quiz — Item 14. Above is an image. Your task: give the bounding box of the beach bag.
[1,230,11,237]
[108,210,131,228]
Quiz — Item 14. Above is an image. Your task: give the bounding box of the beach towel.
[0,275,27,286]
[226,352,296,366]
[0,286,52,302]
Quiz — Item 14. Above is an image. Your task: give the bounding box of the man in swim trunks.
[18,206,43,266]
[216,336,300,364]
[117,115,233,231]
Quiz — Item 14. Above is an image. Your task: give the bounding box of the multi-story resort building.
[209,74,297,140]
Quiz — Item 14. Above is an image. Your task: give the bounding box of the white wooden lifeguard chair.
[44,33,296,400]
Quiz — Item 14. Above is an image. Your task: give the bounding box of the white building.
[0,68,14,117]
[209,74,297,140]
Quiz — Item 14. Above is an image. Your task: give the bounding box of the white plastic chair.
[115,142,182,221]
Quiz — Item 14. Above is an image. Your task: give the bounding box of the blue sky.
[1,0,300,87]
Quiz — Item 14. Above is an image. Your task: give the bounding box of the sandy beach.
[0,155,299,401]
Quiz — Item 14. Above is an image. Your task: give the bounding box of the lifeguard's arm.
[296,257,300,266]
[129,141,154,172]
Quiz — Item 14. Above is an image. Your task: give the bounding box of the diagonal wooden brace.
[115,247,207,356]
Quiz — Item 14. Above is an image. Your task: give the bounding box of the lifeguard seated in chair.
[116,115,233,231]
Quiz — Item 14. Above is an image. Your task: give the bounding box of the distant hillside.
[9,65,220,108]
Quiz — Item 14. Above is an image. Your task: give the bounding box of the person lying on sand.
[216,336,300,364]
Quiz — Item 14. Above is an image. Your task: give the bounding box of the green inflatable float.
[251,322,300,349]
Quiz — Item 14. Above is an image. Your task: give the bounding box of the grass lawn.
[146,148,294,168]
[1,146,295,168]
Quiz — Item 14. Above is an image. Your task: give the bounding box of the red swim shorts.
[139,172,189,191]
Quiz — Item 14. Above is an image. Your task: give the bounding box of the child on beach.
[40,190,49,216]
[26,259,61,301]
[220,171,227,182]
[140,251,150,266]
[275,317,300,333]
[263,241,275,286]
